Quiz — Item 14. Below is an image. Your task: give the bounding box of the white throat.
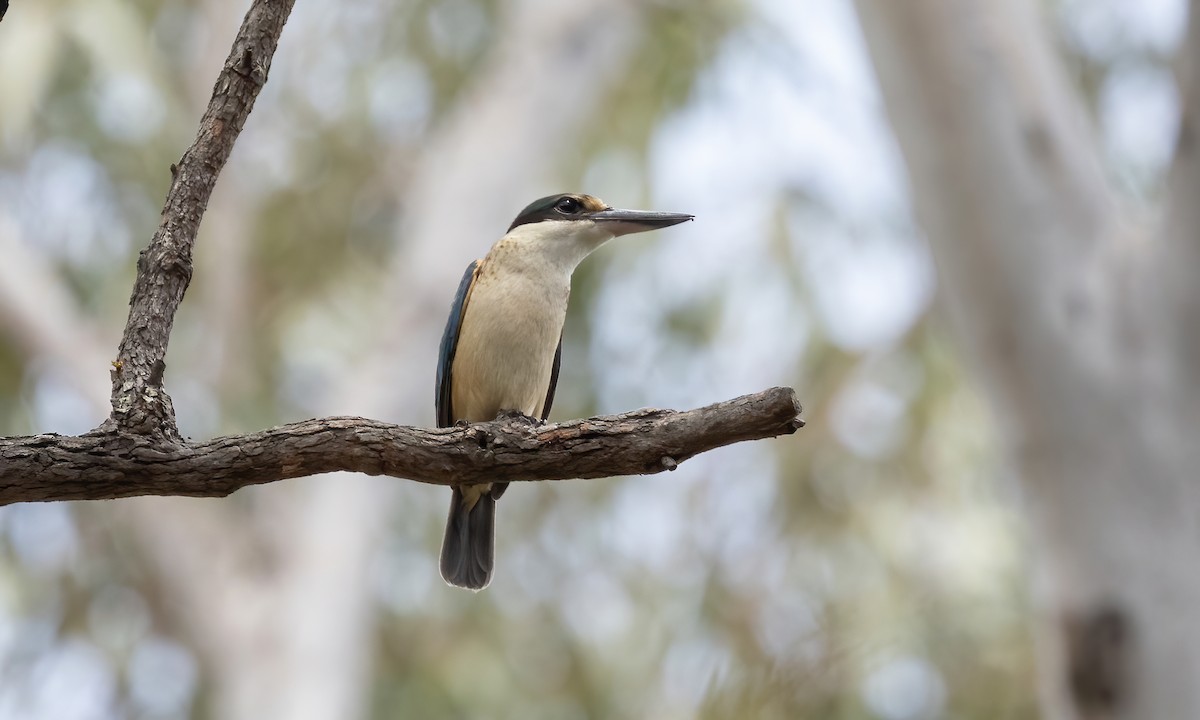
[491,220,614,278]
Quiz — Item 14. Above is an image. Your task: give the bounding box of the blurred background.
[0,0,1188,718]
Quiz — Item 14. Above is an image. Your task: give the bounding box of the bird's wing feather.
[541,332,563,421]
[436,260,480,428]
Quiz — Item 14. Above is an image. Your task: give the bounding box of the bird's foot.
[497,409,543,427]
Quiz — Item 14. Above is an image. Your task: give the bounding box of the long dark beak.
[590,208,694,236]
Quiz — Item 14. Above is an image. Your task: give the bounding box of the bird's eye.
[555,197,582,214]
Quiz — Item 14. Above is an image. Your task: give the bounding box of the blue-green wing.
[541,333,562,421]
[436,261,479,428]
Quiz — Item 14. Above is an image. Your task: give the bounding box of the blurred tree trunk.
[853,1,1200,718]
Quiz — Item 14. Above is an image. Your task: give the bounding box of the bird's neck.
[487,221,611,280]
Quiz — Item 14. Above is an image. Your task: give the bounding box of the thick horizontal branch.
[0,387,803,505]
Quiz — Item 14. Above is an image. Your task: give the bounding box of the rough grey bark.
[853,1,1200,719]
[106,0,293,439]
[0,388,801,505]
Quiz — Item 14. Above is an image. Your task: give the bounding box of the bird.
[435,193,693,589]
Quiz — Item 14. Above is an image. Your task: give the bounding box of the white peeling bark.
[853,1,1200,718]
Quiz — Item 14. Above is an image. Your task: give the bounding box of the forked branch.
[105,0,295,439]
[0,0,804,507]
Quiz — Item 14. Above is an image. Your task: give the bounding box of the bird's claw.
[498,409,542,427]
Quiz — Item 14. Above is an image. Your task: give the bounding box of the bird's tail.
[440,485,497,590]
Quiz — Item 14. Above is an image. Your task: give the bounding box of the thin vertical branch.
[107,0,295,439]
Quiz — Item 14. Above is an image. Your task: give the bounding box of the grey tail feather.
[440,486,496,590]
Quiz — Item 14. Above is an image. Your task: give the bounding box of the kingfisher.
[435,193,693,589]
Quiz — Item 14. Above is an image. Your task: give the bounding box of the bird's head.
[501,193,692,271]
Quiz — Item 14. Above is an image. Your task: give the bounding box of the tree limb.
[0,387,802,505]
[106,0,294,439]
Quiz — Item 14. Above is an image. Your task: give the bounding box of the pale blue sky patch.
[861,652,947,720]
[92,72,166,144]
[128,635,198,718]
